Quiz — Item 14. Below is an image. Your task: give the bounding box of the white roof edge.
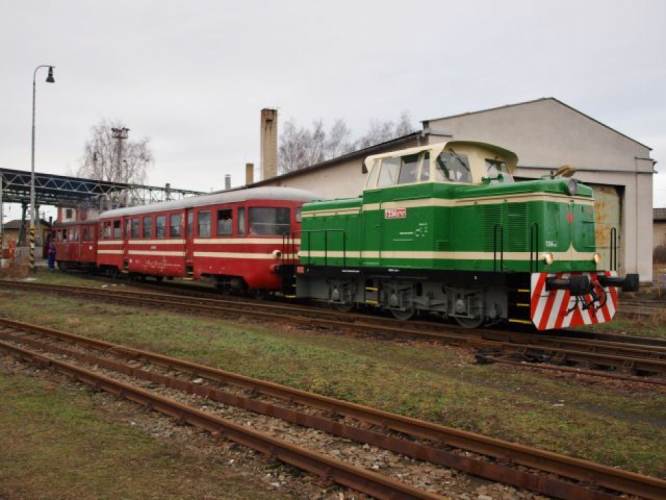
[99,186,322,219]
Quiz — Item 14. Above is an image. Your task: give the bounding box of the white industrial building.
[253,98,656,282]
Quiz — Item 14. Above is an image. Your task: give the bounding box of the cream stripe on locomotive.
[193,252,297,259]
[302,193,593,218]
[300,250,597,262]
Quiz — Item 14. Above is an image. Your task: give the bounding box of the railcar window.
[237,207,246,236]
[198,211,211,238]
[131,218,140,239]
[296,207,302,223]
[143,217,153,239]
[71,228,79,241]
[82,228,88,242]
[435,152,472,183]
[485,159,514,183]
[217,209,233,236]
[102,222,111,240]
[248,207,290,236]
[170,214,182,238]
[113,220,121,240]
[156,216,167,239]
[377,157,400,187]
[187,212,193,238]
[398,154,420,185]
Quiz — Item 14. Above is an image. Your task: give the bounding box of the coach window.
[217,209,233,236]
[170,214,182,238]
[143,217,153,239]
[156,215,167,239]
[187,211,194,238]
[102,222,111,240]
[249,207,290,236]
[113,220,121,239]
[198,211,211,238]
[377,157,400,187]
[82,228,88,242]
[237,207,246,236]
[131,218,140,239]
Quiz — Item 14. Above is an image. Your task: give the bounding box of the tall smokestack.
[260,108,278,180]
[245,163,254,185]
[224,174,231,190]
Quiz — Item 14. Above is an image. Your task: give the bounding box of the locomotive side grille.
[482,204,502,251]
[507,203,528,251]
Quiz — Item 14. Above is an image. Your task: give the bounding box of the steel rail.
[0,326,623,500]
[0,338,445,500]
[1,317,665,500]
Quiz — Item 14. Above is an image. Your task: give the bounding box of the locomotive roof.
[99,186,322,219]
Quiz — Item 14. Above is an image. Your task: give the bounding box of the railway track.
[1,316,664,500]
[3,280,666,384]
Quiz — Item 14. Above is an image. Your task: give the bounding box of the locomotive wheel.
[391,308,415,321]
[454,315,484,329]
[332,302,355,313]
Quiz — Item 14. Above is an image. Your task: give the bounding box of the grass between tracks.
[1,272,665,483]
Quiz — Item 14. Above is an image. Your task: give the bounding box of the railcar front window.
[217,209,233,236]
[156,216,167,239]
[248,207,290,236]
[485,159,514,183]
[170,214,182,238]
[143,217,153,239]
[113,221,121,240]
[102,223,110,240]
[435,152,472,183]
[198,211,211,238]
[237,207,246,236]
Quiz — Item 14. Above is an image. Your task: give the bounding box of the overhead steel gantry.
[0,167,205,210]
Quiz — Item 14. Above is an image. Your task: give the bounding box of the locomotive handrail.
[493,223,504,272]
[530,223,539,273]
[300,229,346,267]
[610,227,617,271]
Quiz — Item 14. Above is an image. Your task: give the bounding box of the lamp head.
[46,67,55,83]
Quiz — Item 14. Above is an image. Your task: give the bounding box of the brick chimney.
[260,108,278,180]
[245,162,254,185]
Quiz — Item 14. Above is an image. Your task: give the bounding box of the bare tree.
[278,112,415,173]
[78,119,153,184]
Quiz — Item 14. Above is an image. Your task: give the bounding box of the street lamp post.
[30,64,55,272]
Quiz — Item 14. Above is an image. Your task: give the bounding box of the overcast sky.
[1,0,665,220]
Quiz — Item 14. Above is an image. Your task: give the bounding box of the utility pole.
[111,127,129,206]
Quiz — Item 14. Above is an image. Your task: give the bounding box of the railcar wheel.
[454,315,484,329]
[332,302,355,313]
[391,308,415,321]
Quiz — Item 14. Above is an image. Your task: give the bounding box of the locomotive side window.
[217,209,233,236]
[113,220,121,240]
[143,217,153,239]
[248,207,290,236]
[364,159,380,189]
[131,218,140,239]
[418,152,431,181]
[434,152,472,183]
[485,159,514,183]
[170,214,182,238]
[156,216,167,239]
[237,207,246,236]
[198,211,212,238]
[377,157,400,187]
[397,154,419,185]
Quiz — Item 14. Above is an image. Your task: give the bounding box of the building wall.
[655,222,666,249]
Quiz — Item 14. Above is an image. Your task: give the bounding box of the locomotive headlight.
[565,178,578,196]
[541,252,555,265]
[593,252,601,264]
[272,249,282,259]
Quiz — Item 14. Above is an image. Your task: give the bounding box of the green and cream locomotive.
[295,141,638,330]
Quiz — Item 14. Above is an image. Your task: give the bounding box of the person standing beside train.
[47,241,56,271]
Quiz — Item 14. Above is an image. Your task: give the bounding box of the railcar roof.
[99,186,322,219]
[52,219,99,228]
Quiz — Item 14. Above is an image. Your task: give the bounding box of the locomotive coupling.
[597,273,639,292]
[545,275,593,295]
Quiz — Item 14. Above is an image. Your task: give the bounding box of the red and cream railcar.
[50,220,99,270]
[97,187,319,292]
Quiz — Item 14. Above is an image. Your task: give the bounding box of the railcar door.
[184,208,195,279]
[123,216,131,272]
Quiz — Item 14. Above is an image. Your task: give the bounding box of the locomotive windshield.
[249,207,290,236]
[434,152,472,183]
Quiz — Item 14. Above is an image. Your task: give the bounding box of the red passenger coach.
[97,187,320,293]
[50,220,99,270]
